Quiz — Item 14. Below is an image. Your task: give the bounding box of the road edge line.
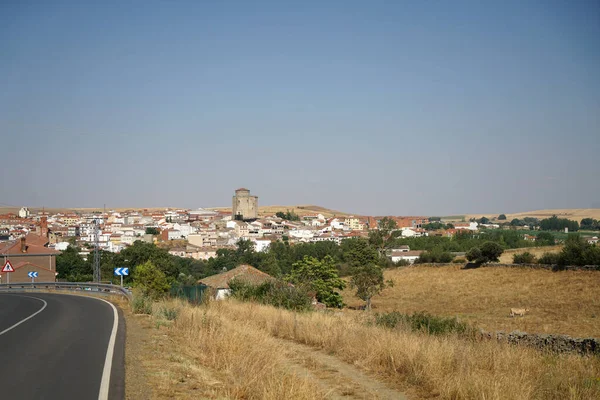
[93,297,119,400]
[0,295,47,336]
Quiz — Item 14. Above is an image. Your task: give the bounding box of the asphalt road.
[0,293,125,400]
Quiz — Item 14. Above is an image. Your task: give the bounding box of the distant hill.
[209,204,351,218]
[465,209,600,222]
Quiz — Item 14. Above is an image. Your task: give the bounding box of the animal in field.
[510,308,530,317]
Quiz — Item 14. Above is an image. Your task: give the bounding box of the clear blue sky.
[1,0,599,216]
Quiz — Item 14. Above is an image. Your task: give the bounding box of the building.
[232,188,258,221]
[390,250,423,264]
[0,236,60,282]
[18,207,30,218]
[199,264,275,300]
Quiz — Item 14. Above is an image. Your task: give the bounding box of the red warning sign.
[2,260,15,273]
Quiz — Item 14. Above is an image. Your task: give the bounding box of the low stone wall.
[479,330,600,355]
[485,263,600,271]
[410,263,599,271]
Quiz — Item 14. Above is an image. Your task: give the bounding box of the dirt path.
[274,337,408,400]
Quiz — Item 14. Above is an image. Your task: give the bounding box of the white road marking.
[93,296,119,400]
[0,295,47,336]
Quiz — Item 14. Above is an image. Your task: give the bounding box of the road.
[0,293,125,400]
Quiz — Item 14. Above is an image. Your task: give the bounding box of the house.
[390,245,410,253]
[390,250,423,264]
[0,260,56,283]
[344,216,365,231]
[199,264,275,300]
[0,237,60,281]
[588,236,599,245]
[523,234,536,242]
[252,239,271,252]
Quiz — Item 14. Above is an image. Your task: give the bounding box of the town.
[1,188,599,286]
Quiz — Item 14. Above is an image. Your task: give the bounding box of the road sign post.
[2,260,15,284]
[28,271,38,283]
[114,267,129,287]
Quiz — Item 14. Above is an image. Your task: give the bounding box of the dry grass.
[466,208,600,222]
[124,298,324,399]
[498,245,563,263]
[209,204,350,218]
[190,300,600,400]
[342,266,600,337]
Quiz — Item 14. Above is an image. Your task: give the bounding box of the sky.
[1,0,599,216]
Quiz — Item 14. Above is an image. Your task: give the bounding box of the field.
[498,245,563,263]
[466,208,600,223]
[209,204,351,218]
[124,296,600,400]
[342,265,600,338]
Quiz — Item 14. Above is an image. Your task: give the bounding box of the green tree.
[479,241,504,263]
[133,260,170,299]
[513,252,536,264]
[145,227,159,235]
[465,247,483,264]
[368,217,399,256]
[341,238,379,268]
[56,245,91,281]
[286,255,346,308]
[536,232,555,246]
[350,263,386,311]
[466,242,504,264]
[581,218,600,230]
[478,216,490,224]
[498,214,507,220]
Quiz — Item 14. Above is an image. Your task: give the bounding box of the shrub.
[133,260,171,299]
[538,252,560,265]
[229,279,313,311]
[416,249,454,263]
[131,291,153,315]
[394,259,411,267]
[158,305,179,321]
[513,252,536,264]
[374,311,473,336]
[452,257,466,264]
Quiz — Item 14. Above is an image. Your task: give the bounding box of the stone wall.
[479,329,600,355]
[410,263,599,271]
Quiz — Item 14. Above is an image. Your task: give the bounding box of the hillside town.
[0,188,438,259]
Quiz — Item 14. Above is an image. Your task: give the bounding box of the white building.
[18,207,30,218]
[390,250,423,264]
[252,239,272,252]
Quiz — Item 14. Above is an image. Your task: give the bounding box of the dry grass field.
[498,245,563,263]
[129,298,600,400]
[342,265,600,338]
[466,208,600,222]
[209,204,350,218]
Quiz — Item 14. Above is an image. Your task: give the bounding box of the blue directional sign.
[114,267,129,276]
[27,272,38,278]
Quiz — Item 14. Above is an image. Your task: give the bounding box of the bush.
[416,249,454,263]
[394,259,411,267]
[229,278,313,311]
[374,311,473,336]
[538,252,560,265]
[452,258,466,264]
[134,261,171,300]
[513,252,536,264]
[158,305,179,321]
[131,291,153,314]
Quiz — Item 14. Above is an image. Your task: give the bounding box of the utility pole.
[93,218,101,282]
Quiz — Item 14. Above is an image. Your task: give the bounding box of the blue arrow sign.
[27,272,38,278]
[114,267,129,276]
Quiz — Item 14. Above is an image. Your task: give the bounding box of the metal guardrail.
[0,282,132,300]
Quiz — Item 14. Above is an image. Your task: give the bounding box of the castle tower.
[232,188,258,221]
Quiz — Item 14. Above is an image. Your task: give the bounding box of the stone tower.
[232,188,258,221]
